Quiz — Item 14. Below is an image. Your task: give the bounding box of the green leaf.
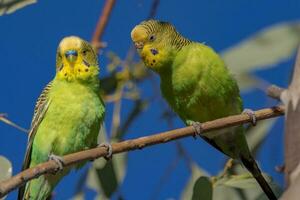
[192,176,212,200]
[0,0,36,15]
[246,118,277,156]
[71,192,84,200]
[180,162,209,200]
[214,171,282,200]
[86,126,127,198]
[0,156,12,200]
[116,99,148,139]
[254,182,282,200]
[0,156,12,182]
[216,173,268,189]
[100,72,119,95]
[240,176,282,200]
[213,185,242,200]
[86,153,127,198]
[222,22,300,90]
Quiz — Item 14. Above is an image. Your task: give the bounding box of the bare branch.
[0,105,284,197]
[0,114,28,133]
[147,0,160,19]
[283,45,300,186]
[91,0,116,49]
[267,85,285,100]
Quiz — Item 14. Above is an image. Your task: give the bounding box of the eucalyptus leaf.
[86,125,127,198]
[191,176,212,200]
[234,74,260,91]
[214,171,282,199]
[180,162,209,200]
[213,185,242,200]
[71,192,84,200]
[0,156,12,200]
[100,72,119,95]
[0,0,36,15]
[246,118,277,156]
[0,156,12,182]
[222,22,300,90]
[254,183,282,200]
[241,178,282,200]
[217,173,269,189]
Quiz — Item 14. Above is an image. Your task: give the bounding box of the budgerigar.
[131,20,277,200]
[18,36,107,200]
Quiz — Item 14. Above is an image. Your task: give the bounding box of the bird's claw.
[98,142,113,160]
[191,122,202,139]
[243,109,257,126]
[49,154,65,173]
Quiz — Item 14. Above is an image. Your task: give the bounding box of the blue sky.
[0,0,299,199]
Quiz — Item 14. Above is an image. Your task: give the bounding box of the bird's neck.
[169,31,192,50]
[54,75,100,93]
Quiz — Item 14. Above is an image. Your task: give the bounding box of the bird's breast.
[36,82,104,155]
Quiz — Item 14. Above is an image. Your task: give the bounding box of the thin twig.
[147,0,160,19]
[91,0,116,49]
[110,86,124,138]
[267,85,285,100]
[0,114,28,133]
[0,105,284,197]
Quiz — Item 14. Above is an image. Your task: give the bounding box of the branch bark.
[267,85,284,100]
[0,105,284,198]
[281,45,300,186]
[91,0,116,49]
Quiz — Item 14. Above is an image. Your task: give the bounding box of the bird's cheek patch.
[150,48,159,55]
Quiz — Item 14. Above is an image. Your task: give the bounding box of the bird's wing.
[18,82,52,200]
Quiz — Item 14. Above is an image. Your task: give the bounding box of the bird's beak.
[134,41,144,49]
[131,26,147,50]
[65,50,78,63]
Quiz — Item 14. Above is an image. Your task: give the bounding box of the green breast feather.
[31,79,105,165]
[161,43,242,124]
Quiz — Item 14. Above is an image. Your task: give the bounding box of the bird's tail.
[241,156,277,200]
[19,175,56,200]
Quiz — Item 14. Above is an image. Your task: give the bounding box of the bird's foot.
[98,142,113,160]
[49,154,65,173]
[191,122,202,139]
[243,109,257,126]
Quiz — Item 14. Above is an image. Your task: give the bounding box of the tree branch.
[282,45,300,186]
[267,85,285,100]
[91,0,116,49]
[0,105,284,198]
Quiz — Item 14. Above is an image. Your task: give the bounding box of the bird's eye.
[149,35,155,41]
[82,49,89,55]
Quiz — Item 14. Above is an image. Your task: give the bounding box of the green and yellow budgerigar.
[131,20,277,200]
[18,36,106,200]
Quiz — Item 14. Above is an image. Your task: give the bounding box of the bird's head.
[131,20,177,73]
[56,36,99,82]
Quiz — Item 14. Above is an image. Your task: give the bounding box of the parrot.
[131,20,277,200]
[18,36,108,200]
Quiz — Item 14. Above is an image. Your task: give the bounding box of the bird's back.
[161,43,242,123]
[160,43,248,159]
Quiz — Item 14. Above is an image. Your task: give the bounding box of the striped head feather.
[131,20,191,73]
